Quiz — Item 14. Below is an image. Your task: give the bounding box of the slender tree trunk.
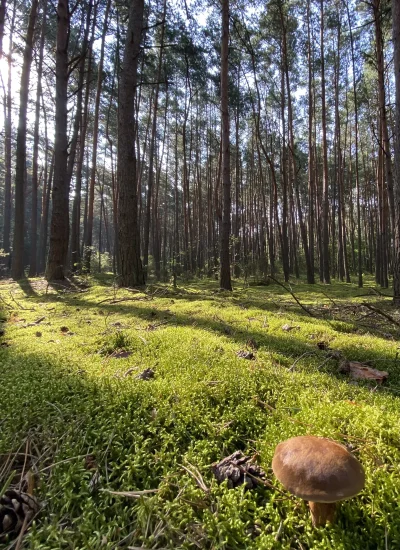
[393,0,400,304]
[174,108,180,281]
[38,151,53,273]
[234,68,241,277]
[220,0,232,290]
[29,0,47,276]
[373,0,395,229]
[346,2,362,287]
[11,0,39,279]
[307,0,315,283]
[117,0,145,286]
[0,0,5,57]
[45,0,70,281]
[280,67,290,281]
[320,0,330,284]
[70,5,93,271]
[1,2,15,269]
[84,0,110,271]
[143,0,166,273]
[281,4,311,282]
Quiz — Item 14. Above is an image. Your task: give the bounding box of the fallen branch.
[9,291,35,311]
[321,291,339,308]
[97,296,148,305]
[0,294,13,310]
[266,276,315,317]
[362,303,400,328]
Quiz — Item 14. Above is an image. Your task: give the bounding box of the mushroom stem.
[308,502,336,526]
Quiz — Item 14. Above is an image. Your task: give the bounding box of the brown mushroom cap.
[272,435,365,503]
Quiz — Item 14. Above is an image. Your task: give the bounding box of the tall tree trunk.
[307,0,315,283]
[11,0,39,279]
[281,2,311,283]
[38,151,53,273]
[84,0,110,271]
[143,0,166,273]
[393,0,400,304]
[117,0,145,286]
[373,0,395,229]
[346,2,363,287]
[280,66,290,282]
[234,66,241,277]
[220,0,232,290]
[0,0,5,57]
[1,2,15,269]
[45,0,70,281]
[320,0,330,284]
[70,4,94,271]
[29,0,47,276]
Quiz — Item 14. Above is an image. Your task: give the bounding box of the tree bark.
[220,0,232,290]
[346,2,362,287]
[373,0,395,229]
[70,1,94,271]
[320,0,330,284]
[84,0,110,272]
[29,0,47,276]
[45,0,70,281]
[0,0,5,58]
[11,0,39,279]
[143,0,166,274]
[307,0,315,283]
[1,2,15,269]
[393,0,400,304]
[117,0,145,286]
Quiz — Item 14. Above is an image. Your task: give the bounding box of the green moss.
[0,276,399,548]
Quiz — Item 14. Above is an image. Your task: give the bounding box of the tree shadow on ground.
[5,278,400,394]
[42,290,400,395]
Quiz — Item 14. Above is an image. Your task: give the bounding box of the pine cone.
[212,451,267,489]
[0,489,40,541]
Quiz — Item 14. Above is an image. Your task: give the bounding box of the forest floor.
[0,275,400,549]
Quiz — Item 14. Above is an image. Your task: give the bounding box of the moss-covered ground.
[1,275,400,549]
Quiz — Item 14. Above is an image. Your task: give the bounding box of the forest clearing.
[0,276,400,549]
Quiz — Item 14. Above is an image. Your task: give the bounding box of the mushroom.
[272,435,365,526]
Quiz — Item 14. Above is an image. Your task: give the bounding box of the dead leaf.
[60,326,70,333]
[341,360,388,383]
